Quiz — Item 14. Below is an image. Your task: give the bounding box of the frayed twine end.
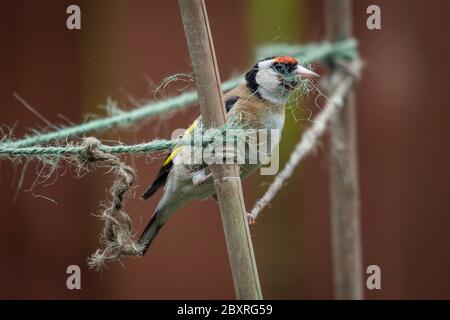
[78,137,144,270]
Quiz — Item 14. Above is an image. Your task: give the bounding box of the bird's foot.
[247,213,255,227]
[192,170,212,186]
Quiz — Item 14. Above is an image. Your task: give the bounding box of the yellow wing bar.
[162,119,199,167]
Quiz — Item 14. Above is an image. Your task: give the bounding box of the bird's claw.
[192,171,212,186]
[247,213,255,227]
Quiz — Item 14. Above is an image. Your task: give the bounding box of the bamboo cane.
[178,0,262,300]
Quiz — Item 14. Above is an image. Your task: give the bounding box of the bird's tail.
[138,202,181,255]
[138,213,163,255]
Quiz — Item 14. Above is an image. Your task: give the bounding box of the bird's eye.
[271,61,300,91]
[271,62,297,75]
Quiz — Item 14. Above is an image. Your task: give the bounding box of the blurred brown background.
[0,0,449,299]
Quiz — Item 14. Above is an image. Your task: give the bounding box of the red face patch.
[275,56,298,64]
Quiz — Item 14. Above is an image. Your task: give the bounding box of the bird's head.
[245,56,319,105]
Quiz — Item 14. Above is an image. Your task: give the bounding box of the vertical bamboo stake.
[178,0,262,300]
[326,0,363,299]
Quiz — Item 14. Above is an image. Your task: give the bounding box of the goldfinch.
[139,56,319,255]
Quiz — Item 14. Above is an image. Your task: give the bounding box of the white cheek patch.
[255,69,288,105]
[255,69,280,91]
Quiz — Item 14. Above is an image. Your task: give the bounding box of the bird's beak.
[296,65,320,79]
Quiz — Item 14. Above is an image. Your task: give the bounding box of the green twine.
[0,126,233,157]
[1,40,357,154]
[0,139,181,156]
[256,38,358,61]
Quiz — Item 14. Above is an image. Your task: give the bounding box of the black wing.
[141,157,173,200]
